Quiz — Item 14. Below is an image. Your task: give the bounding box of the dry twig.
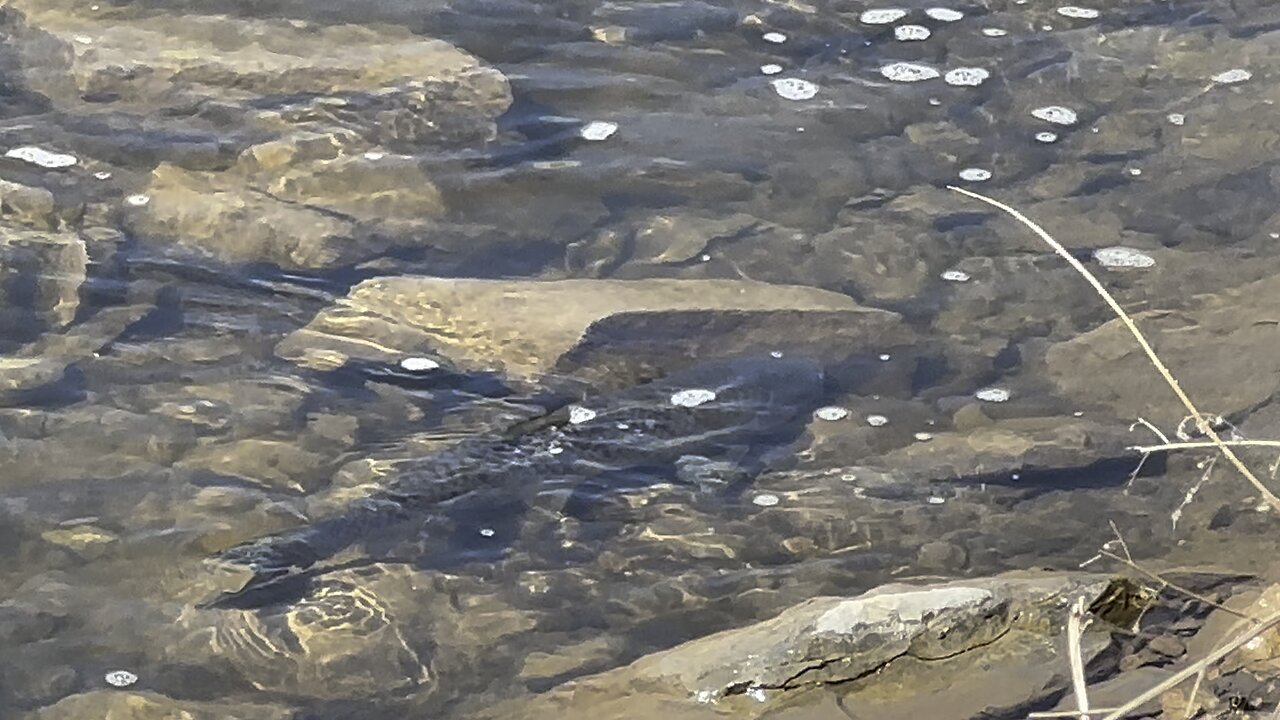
[1067,595,1093,720]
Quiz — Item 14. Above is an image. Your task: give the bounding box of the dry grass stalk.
[1067,595,1093,720]
[1029,711,1121,719]
[1132,440,1280,453]
[946,186,1280,513]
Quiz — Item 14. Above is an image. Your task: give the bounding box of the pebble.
[568,405,597,424]
[752,493,780,507]
[1031,105,1079,126]
[5,146,78,168]
[1035,131,1059,143]
[866,414,889,427]
[975,387,1011,403]
[760,63,783,75]
[671,389,717,408]
[580,120,619,141]
[925,7,965,22]
[399,356,440,372]
[880,62,940,82]
[944,67,989,86]
[1211,68,1252,84]
[762,31,787,43]
[894,24,931,41]
[1056,6,1100,19]
[1093,246,1155,269]
[771,78,819,101]
[814,406,850,421]
[958,167,991,182]
[941,269,971,282]
[982,27,1008,37]
[124,194,151,207]
[860,8,908,24]
[104,670,138,688]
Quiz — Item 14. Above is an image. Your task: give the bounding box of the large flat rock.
[276,278,906,380]
[477,573,1116,719]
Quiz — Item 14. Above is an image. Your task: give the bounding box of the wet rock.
[1042,272,1280,428]
[175,438,336,493]
[174,566,433,700]
[479,573,1116,718]
[557,308,912,387]
[27,690,292,720]
[861,416,1138,486]
[0,302,152,404]
[8,6,510,148]
[121,163,360,269]
[0,226,87,333]
[275,277,878,381]
[0,179,58,230]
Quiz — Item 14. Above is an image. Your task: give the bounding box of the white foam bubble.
[975,387,1011,403]
[860,8,908,24]
[5,146,78,169]
[1212,68,1252,84]
[944,67,989,86]
[1030,105,1079,125]
[866,414,889,427]
[479,527,496,537]
[1035,131,1059,143]
[894,24,931,41]
[399,356,440,372]
[814,406,850,421]
[760,63,783,75]
[762,31,787,43]
[752,493,780,507]
[1056,6,1100,19]
[105,670,138,688]
[363,150,386,160]
[671,388,717,407]
[1167,112,1186,126]
[925,7,964,21]
[568,405,597,424]
[880,62,940,82]
[941,269,971,282]
[914,432,934,442]
[124,194,151,207]
[580,120,619,141]
[771,78,819,100]
[1093,246,1155,269]
[981,27,1008,37]
[958,167,992,182]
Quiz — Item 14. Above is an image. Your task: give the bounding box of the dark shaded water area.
[4,0,1280,717]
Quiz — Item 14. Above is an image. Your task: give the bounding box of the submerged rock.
[275,277,881,380]
[8,5,510,147]
[28,690,292,720]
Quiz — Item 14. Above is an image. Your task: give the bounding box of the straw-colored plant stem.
[946,186,1280,514]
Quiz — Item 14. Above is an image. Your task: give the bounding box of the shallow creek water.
[3,0,1280,717]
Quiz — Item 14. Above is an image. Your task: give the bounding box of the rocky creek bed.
[2,0,1280,718]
